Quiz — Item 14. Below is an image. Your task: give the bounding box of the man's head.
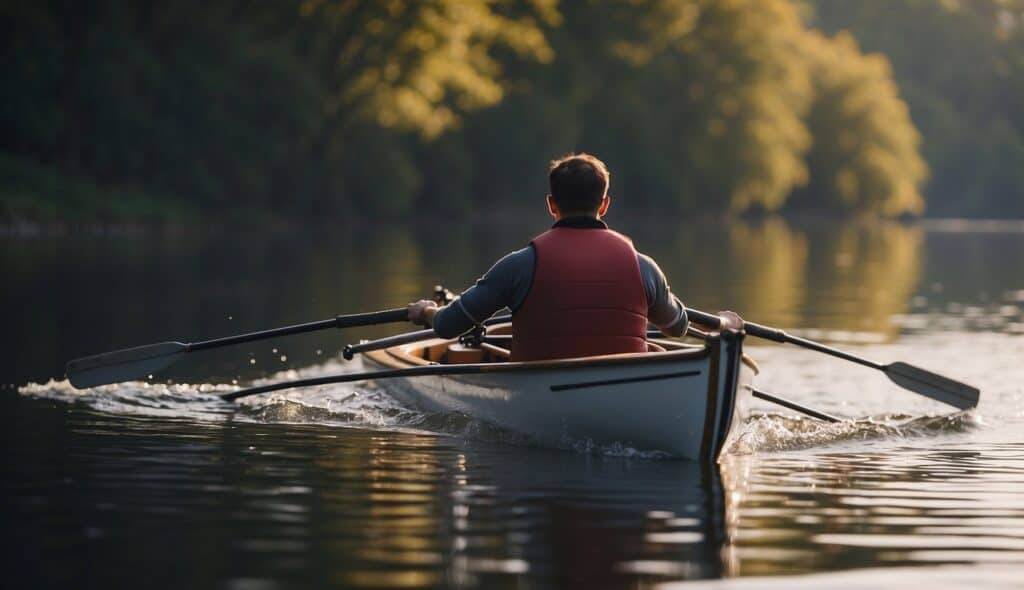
[547,153,611,219]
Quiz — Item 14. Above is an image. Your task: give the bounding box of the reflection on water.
[662,218,810,331]
[724,445,1024,576]
[5,394,1023,589]
[4,218,1024,588]
[656,219,925,339]
[801,222,924,337]
[3,400,732,588]
[7,216,1020,388]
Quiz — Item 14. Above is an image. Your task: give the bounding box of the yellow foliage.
[794,30,928,216]
[600,0,813,212]
[304,0,558,139]
[301,0,929,216]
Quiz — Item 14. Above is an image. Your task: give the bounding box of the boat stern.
[702,329,753,462]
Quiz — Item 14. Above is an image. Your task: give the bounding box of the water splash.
[729,410,982,455]
[19,360,984,460]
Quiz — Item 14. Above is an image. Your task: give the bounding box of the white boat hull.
[364,331,753,461]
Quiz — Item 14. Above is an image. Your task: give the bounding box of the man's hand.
[717,310,744,331]
[408,299,439,327]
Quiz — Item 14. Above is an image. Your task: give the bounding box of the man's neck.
[552,216,608,229]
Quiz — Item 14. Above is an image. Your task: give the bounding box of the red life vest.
[511,227,648,361]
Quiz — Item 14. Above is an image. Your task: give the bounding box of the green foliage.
[435,0,819,215]
[450,0,923,217]
[809,0,1024,216]
[570,0,814,214]
[2,0,952,225]
[335,126,422,218]
[298,0,559,139]
[0,0,323,218]
[790,31,927,216]
[0,154,199,225]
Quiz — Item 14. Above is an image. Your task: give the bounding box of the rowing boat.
[66,301,979,437]
[361,323,757,461]
[64,293,977,438]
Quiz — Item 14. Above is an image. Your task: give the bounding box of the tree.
[293,0,559,214]
[790,31,926,216]
[2,0,943,223]
[809,0,1024,217]
[571,0,813,214]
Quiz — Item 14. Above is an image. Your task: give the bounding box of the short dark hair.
[548,153,610,214]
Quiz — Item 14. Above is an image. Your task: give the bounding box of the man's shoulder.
[635,251,669,287]
[492,246,534,270]
[481,246,535,287]
[636,251,661,271]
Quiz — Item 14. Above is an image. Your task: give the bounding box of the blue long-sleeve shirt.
[433,217,688,339]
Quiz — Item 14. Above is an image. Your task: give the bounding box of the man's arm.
[637,254,745,335]
[638,253,689,337]
[408,247,534,338]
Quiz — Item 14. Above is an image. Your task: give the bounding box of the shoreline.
[4,212,1024,239]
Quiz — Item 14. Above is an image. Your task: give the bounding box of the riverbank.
[6,209,1024,239]
[6,154,1024,237]
[1,154,201,234]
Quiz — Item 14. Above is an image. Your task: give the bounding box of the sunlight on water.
[714,439,1024,583]
[17,324,1024,586]
[5,221,1024,588]
[15,300,1024,589]
[658,565,1024,589]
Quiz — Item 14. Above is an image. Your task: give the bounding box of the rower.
[407,152,742,361]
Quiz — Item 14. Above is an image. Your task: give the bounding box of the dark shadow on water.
[4,216,1024,388]
[2,393,734,589]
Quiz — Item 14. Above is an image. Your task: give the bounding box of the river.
[3,217,1023,588]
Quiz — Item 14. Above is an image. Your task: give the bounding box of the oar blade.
[885,361,980,410]
[66,342,187,389]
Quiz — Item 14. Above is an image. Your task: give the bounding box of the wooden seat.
[445,343,486,364]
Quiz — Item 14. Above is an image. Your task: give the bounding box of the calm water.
[3,217,1023,588]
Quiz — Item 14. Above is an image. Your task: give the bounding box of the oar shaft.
[65,308,410,390]
[342,313,515,360]
[189,318,335,351]
[686,308,786,341]
[221,363,489,401]
[771,331,884,370]
[689,307,976,409]
[750,388,841,423]
[343,328,435,359]
[190,309,407,352]
[686,308,884,370]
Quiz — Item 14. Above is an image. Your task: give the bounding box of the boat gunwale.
[365,328,759,376]
[367,338,713,374]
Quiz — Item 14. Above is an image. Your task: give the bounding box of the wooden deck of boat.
[364,323,759,375]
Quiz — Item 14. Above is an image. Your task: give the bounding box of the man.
[407,152,741,360]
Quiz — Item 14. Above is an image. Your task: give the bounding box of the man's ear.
[546,194,560,219]
[597,194,611,217]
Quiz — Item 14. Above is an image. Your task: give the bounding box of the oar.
[342,312,517,359]
[749,387,841,423]
[687,308,980,410]
[66,308,409,389]
[343,328,435,359]
[220,363,495,402]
